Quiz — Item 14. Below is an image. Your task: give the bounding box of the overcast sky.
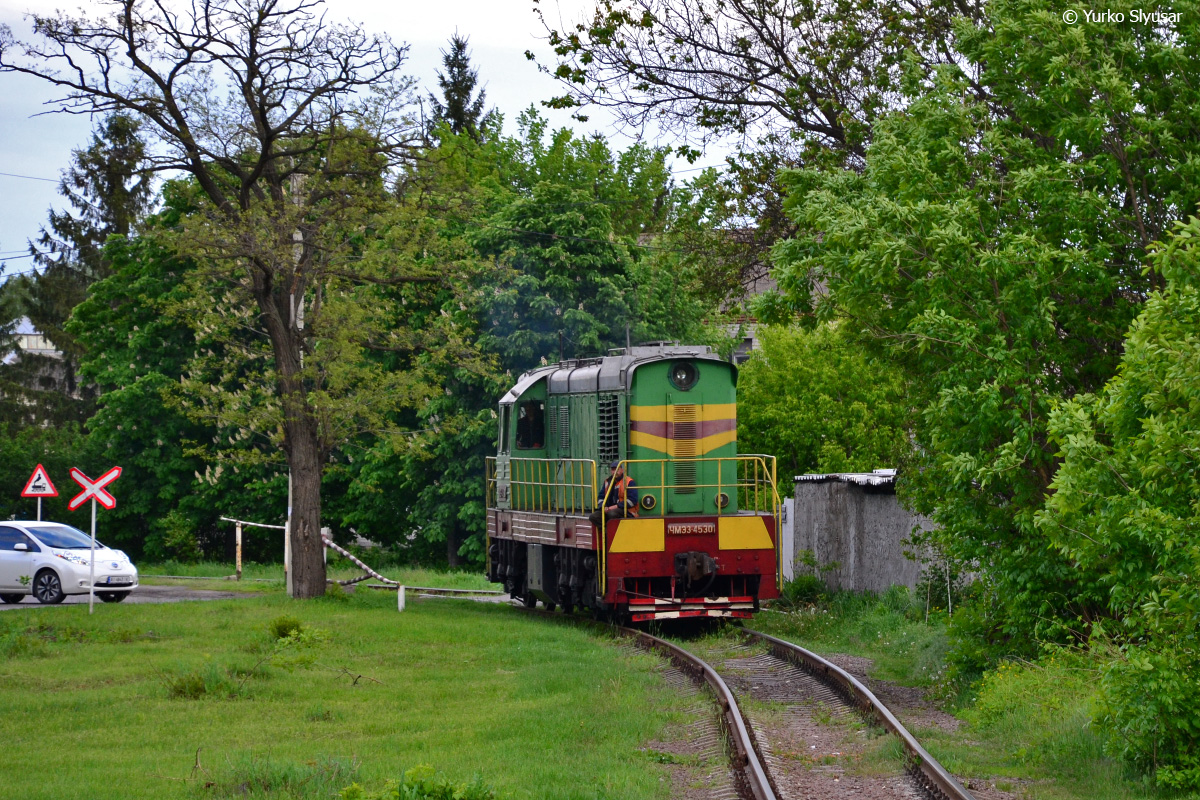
[0,0,724,280]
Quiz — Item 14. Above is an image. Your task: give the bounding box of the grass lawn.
[0,592,687,799]
[753,590,1168,800]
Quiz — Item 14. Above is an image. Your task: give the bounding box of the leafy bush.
[778,574,826,607]
[1096,642,1200,789]
[340,766,497,800]
[268,615,304,640]
[145,509,203,563]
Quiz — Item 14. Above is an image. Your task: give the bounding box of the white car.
[0,521,139,605]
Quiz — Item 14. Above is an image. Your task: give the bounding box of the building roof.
[795,468,897,487]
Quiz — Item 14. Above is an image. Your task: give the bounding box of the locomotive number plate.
[667,523,716,536]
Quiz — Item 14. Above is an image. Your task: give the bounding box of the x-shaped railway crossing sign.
[68,467,122,511]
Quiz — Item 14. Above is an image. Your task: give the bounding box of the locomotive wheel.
[543,601,556,612]
[522,593,537,608]
[561,602,574,615]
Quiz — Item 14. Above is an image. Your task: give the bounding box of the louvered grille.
[673,404,697,493]
[599,395,620,464]
[558,406,570,450]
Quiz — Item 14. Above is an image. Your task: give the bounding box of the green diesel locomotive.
[486,344,781,622]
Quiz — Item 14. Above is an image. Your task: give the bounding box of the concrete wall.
[791,477,930,594]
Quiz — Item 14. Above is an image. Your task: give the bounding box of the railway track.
[393,591,971,799]
[618,624,976,800]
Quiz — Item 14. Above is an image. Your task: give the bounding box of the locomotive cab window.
[516,400,545,450]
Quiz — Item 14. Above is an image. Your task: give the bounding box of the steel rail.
[615,626,777,800]
[742,628,976,800]
[514,606,776,800]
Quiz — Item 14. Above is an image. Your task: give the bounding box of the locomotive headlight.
[669,361,698,391]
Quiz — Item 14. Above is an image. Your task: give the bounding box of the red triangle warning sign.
[21,464,58,498]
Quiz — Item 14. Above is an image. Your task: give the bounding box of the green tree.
[472,179,636,369]
[1039,216,1200,787]
[2,0,439,597]
[27,113,151,348]
[69,182,286,559]
[346,113,715,565]
[737,325,910,478]
[0,422,91,522]
[1,113,150,424]
[768,0,1200,645]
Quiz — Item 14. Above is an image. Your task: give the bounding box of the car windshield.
[26,524,104,550]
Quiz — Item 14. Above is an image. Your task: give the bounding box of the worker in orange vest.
[590,460,639,527]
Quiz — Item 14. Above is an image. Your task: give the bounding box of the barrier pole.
[88,498,96,615]
[235,522,243,581]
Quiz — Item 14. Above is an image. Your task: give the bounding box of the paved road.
[0,584,254,610]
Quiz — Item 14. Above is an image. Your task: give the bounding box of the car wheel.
[0,593,24,604]
[32,570,65,605]
[96,591,130,603]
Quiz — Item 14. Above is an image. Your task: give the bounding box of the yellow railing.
[600,455,780,518]
[487,454,783,595]
[486,457,599,514]
[600,455,782,591]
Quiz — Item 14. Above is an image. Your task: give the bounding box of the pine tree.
[427,34,494,142]
[17,113,151,417]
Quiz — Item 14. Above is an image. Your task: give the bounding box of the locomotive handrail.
[599,455,781,517]
[487,457,598,514]
[600,455,782,590]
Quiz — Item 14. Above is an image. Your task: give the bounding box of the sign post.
[68,467,122,615]
[21,464,58,521]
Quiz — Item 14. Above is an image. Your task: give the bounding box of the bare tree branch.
[532,0,985,162]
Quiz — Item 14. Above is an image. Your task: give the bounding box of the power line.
[0,263,44,280]
[0,170,58,184]
[670,163,727,174]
